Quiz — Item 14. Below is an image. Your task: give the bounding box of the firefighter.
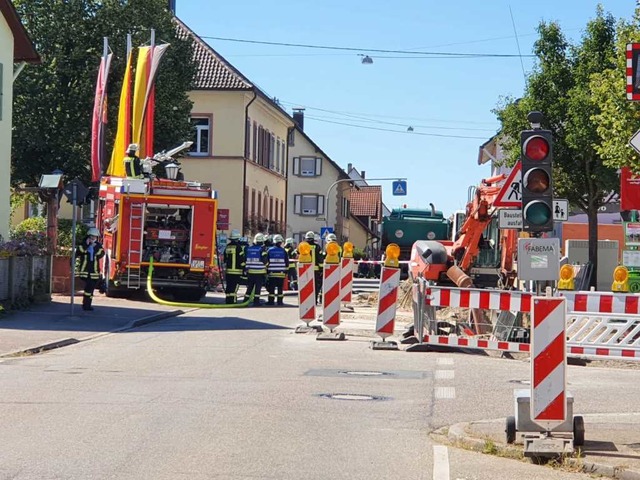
[124,143,143,179]
[325,233,342,258]
[223,230,245,304]
[284,237,298,291]
[305,231,324,304]
[266,234,289,305]
[75,227,105,311]
[264,234,273,248]
[244,233,267,306]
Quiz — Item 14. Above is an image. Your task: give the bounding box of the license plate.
[191,260,205,269]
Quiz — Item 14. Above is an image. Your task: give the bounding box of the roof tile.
[350,186,381,220]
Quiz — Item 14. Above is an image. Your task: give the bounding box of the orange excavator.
[409,173,518,290]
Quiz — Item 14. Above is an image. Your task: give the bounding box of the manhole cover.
[318,393,388,401]
[339,370,388,377]
[509,379,530,385]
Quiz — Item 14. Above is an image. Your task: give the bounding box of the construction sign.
[494,162,522,208]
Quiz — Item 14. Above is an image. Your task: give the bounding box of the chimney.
[293,108,305,131]
[361,170,365,179]
[168,0,176,13]
[347,163,352,172]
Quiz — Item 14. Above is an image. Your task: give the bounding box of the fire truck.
[97,148,218,302]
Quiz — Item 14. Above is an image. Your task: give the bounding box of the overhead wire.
[301,113,496,132]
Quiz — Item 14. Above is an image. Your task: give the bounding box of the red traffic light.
[523,136,550,161]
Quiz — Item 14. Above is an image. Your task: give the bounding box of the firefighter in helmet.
[244,233,268,306]
[124,143,143,179]
[305,231,324,304]
[75,227,105,311]
[284,237,298,291]
[223,230,245,304]
[266,234,289,305]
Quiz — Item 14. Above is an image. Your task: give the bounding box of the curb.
[444,422,640,480]
[0,309,187,358]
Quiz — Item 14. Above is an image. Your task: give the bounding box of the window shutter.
[317,195,325,215]
[293,157,300,176]
[294,195,301,214]
[315,157,322,176]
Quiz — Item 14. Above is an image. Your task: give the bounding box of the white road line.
[433,445,450,480]
[435,386,456,399]
[435,370,455,380]
[436,357,454,365]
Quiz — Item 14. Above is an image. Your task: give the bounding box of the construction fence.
[0,255,51,306]
[410,278,640,361]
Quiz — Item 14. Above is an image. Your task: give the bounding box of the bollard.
[317,240,345,341]
[371,244,400,350]
[295,242,319,333]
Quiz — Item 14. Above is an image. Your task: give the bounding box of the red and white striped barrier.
[322,263,341,331]
[561,291,640,315]
[340,257,353,304]
[531,297,567,428]
[375,266,401,340]
[355,260,411,265]
[423,335,531,353]
[297,262,316,325]
[426,286,532,313]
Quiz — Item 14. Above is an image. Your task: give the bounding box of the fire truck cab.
[97,176,218,301]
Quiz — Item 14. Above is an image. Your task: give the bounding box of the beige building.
[0,0,40,239]
[176,18,294,239]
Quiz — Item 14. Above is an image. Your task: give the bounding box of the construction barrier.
[296,242,316,329]
[321,242,342,333]
[374,251,401,341]
[340,257,354,304]
[410,279,640,361]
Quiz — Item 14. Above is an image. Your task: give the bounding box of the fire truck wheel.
[173,288,205,303]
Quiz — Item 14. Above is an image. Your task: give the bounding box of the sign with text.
[518,238,560,281]
[217,208,229,230]
[498,209,523,229]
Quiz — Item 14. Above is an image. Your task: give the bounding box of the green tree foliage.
[494,7,619,286]
[12,0,196,187]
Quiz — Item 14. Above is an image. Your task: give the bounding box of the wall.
[349,220,370,257]
[561,222,624,259]
[0,13,14,240]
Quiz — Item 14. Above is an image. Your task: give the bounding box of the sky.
[175,0,633,218]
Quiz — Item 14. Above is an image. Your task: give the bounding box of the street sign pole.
[70,183,77,316]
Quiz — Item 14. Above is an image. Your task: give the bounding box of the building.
[346,165,386,258]
[175,17,294,239]
[287,108,353,243]
[0,0,40,239]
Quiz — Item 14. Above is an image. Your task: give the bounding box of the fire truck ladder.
[127,202,145,289]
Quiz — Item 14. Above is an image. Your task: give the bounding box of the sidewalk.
[441,413,640,479]
[0,294,185,357]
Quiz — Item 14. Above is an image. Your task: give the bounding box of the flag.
[621,167,640,210]
[107,50,133,177]
[132,46,152,159]
[91,52,113,182]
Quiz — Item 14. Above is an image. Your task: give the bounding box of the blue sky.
[175,0,632,217]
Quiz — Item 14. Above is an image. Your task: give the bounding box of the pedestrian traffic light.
[520,128,553,233]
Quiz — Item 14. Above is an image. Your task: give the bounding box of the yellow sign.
[384,243,400,268]
[297,241,312,263]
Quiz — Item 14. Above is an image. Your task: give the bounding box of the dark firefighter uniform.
[75,234,105,311]
[244,242,267,306]
[223,239,246,304]
[284,243,298,290]
[266,242,289,305]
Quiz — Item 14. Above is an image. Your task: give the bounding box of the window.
[293,157,322,177]
[269,135,275,169]
[189,117,211,156]
[252,122,257,161]
[244,186,249,218]
[293,194,325,216]
[258,192,262,218]
[245,117,251,159]
[251,188,256,216]
[342,198,350,218]
[276,140,281,173]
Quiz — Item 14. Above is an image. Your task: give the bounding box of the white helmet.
[305,231,315,240]
[127,143,139,153]
[229,230,241,240]
[273,234,284,244]
[326,233,337,242]
[254,233,265,244]
[285,237,294,246]
[87,227,100,237]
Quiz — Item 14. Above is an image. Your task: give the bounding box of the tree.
[11,0,196,187]
[494,7,619,288]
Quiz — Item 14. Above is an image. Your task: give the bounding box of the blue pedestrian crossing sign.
[320,226,334,238]
[392,180,407,196]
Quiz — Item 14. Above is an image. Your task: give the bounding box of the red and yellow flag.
[107,51,133,176]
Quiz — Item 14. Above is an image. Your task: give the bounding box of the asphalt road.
[0,301,634,479]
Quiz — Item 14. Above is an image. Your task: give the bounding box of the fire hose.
[146,258,254,308]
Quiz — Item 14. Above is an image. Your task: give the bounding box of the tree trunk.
[587,204,599,290]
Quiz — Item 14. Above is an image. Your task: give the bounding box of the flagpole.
[99,37,109,176]
[145,29,156,158]
[125,33,132,150]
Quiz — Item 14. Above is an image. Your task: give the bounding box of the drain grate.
[339,370,389,377]
[318,393,389,401]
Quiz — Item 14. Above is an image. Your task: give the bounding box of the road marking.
[435,387,456,399]
[433,445,450,480]
[436,357,454,365]
[435,370,455,380]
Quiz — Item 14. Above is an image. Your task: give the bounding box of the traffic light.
[520,128,553,233]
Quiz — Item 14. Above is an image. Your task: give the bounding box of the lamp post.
[322,177,408,229]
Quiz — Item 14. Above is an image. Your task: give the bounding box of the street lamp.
[322,177,408,229]
[164,163,180,180]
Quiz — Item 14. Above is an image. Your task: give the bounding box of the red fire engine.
[97,171,218,302]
